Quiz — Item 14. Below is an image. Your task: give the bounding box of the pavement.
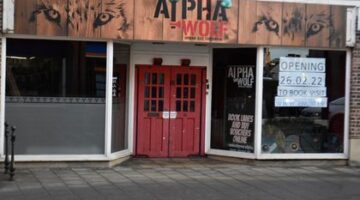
[1,158,360,200]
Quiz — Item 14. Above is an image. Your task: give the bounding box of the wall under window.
[5,39,107,155]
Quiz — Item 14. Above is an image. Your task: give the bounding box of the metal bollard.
[9,126,16,181]
[4,122,9,174]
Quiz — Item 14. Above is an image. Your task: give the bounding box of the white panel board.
[275,97,328,107]
[277,86,327,97]
[279,72,326,87]
[279,57,326,73]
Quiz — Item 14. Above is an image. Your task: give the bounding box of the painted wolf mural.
[29,0,131,38]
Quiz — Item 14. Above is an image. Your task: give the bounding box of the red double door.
[136,65,205,157]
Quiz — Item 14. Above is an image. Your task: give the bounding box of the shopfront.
[0,0,356,162]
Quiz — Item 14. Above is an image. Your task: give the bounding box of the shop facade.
[0,0,359,164]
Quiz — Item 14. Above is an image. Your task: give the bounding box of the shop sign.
[154,0,231,41]
[227,65,255,88]
[275,57,327,108]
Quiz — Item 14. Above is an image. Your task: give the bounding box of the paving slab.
[1,158,360,200]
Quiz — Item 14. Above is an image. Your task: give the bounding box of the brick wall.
[350,31,360,139]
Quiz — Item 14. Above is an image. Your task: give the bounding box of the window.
[6,39,107,155]
[262,48,346,154]
[112,44,130,152]
[211,48,257,153]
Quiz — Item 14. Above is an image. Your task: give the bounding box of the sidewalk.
[1,158,360,200]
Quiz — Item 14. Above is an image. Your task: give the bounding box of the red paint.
[181,20,227,39]
[135,65,205,158]
[199,21,209,37]
[182,20,198,36]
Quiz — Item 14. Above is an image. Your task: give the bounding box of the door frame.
[134,65,207,157]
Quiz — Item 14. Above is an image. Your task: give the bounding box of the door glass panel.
[183,88,189,98]
[145,73,150,84]
[183,101,188,112]
[151,87,157,98]
[144,100,150,111]
[176,87,182,98]
[151,100,157,111]
[190,88,195,98]
[152,73,157,84]
[184,74,189,85]
[177,74,182,85]
[176,101,181,112]
[145,87,150,98]
[159,73,164,84]
[191,74,196,85]
[159,87,164,98]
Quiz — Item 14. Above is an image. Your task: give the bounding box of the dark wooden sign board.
[14,0,348,48]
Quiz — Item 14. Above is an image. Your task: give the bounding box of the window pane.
[177,74,182,85]
[145,73,150,84]
[151,100,157,111]
[145,87,150,98]
[159,87,164,98]
[183,88,189,99]
[190,88,196,99]
[159,73,164,84]
[210,48,257,153]
[112,44,130,152]
[152,73,157,84]
[176,101,181,112]
[151,87,157,98]
[144,100,150,111]
[183,101,188,112]
[261,48,346,154]
[176,87,182,98]
[6,39,107,155]
[191,74,196,85]
[184,74,189,85]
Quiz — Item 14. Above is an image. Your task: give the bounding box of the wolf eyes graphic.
[252,14,280,36]
[305,12,331,38]
[30,0,129,34]
[253,10,336,42]
[30,2,62,27]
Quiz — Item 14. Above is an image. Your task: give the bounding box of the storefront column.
[105,41,114,157]
[255,47,264,158]
[350,31,360,166]
[0,38,5,157]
